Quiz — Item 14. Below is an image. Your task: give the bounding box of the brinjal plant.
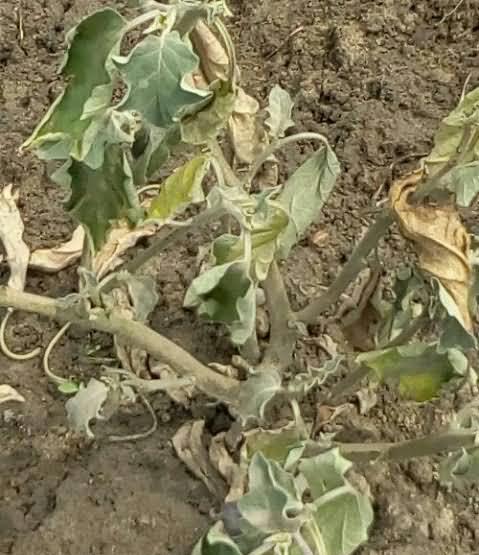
[1,1,478,554]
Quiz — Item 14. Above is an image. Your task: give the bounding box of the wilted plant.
[1,1,478,554]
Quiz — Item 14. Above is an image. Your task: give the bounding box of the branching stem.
[0,286,239,404]
[296,210,394,325]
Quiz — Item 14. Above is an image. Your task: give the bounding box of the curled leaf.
[236,370,282,423]
[265,85,295,140]
[30,226,85,273]
[228,88,265,164]
[0,385,25,404]
[191,20,229,83]
[390,171,474,335]
[0,185,30,291]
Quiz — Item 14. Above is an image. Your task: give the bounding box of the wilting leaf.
[0,384,25,404]
[278,145,340,258]
[265,85,295,140]
[147,156,209,221]
[65,378,109,437]
[29,226,84,273]
[299,450,373,555]
[23,9,126,160]
[212,198,289,281]
[0,185,30,291]
[357,343,467,401]
[236,370,282,423]
[173,421,227,498]
[191,20,229,83]
[114,32,208,128]
[287,357,343,396]
[184,259,256,345]
[440,448,479,490]
[228,88,264,164]
[238,453,303,535]
[53,145,141,250]
[192,522,242,555]
[390,171,474,339]
[423,87,479,206]
[181,82,235,145]
[243,425,305,467]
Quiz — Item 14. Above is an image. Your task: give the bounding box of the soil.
[1,1,479,554]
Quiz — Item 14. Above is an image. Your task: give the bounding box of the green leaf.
[53,145,141,250]
[278,146,340,258]
[357,343,460,401]
[193,522,242,555]
[182,82,236,145]
[114,32,208,128]
[238,453,303,535]
[237,370,282,423]
[299,449,373,555]
[147,156,209,221]
[265,85,295,139]
[184,260,256,345]
[65,378,109,438]
[423,87,479,206]
[243,425,305,467]
[23,9,126,159]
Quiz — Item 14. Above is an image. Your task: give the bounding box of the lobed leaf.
[278,145,340,258]
[236,370,282,423]
[65,378,109,438]
[114,32,209,128]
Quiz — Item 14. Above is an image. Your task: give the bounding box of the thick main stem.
[296,210,394,325]
[0,287,239,404]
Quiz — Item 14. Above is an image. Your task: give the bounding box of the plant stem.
[306,429,478,464]
[0,286,239,404]
[260,261,296,372]
[296,210,394,325]
[249,132,331,183]
[124,206,222,274]
[209,140,241,188]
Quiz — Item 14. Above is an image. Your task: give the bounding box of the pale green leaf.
[265,85,295,139]
[193,522,242,555]
[65,378,109,438]
[58,381,81,395]
[182,82,235,145]
[184,260,256,345]
[238,453,303,535]
[52,145,141,250]
[287,357,343,396]
[147,156,209,221]
[23,9,126,159]
[237,370,282,423]
[114,32,208,128]
[358,343,459,401]
[243,425,305,467]
[300,449,373,555]
[278,146,340,258]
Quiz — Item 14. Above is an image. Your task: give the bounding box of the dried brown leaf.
[30,226,84,273]
[191,20,229,83]
[228,88,265,164]
[0,384,25,404]
[390,170,473,331]
[0,185,30,291]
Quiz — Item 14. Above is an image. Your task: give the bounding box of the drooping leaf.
[228,88,265,164]
[265,85,295,140]
[190,19,229,83]
[147,156,209,221]
[299,449,373,555]
[29,226,85,273]
[390,171,474,341]
[278,145,340,258]
[52,145,141,250]
[184,259,256,345]
[238,453,303,535]
[357,343,466,401]
[423,87,479,206]
[114,32,209,128]
[23,9,126,160]
[181,81,235,145]
[65,378,109,438]
[0,185,30,291]
[243,425,306,467]
[236,370,282,423]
